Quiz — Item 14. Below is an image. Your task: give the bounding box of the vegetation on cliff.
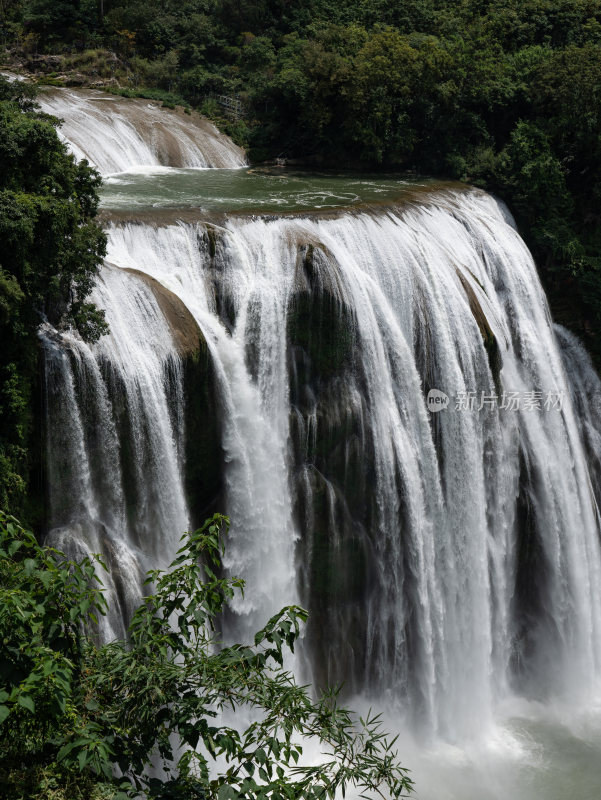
[0,76,106,521]
[0,510,413,800]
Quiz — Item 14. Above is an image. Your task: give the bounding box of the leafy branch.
[0,512,413,800]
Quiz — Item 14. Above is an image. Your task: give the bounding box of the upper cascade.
[38,88,247,174]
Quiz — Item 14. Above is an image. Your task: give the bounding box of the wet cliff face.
[37,88,247,173]
[286,241,374,694]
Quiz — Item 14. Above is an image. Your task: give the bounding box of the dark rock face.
[287,241,376,692]
[23,54,64,73]
[182,344,224,529]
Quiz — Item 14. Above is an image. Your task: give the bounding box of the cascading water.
[38,99,601,796]
[37,88,247,173]
[42,265,190,640]
[99,221,301,641]
[88,198,601,744]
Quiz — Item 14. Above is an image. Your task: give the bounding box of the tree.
[0,76,107,519]
[0,511,414,800]
[349,28,422,164]
[22,0,82,46]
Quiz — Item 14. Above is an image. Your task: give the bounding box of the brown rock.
[121,266,203,357]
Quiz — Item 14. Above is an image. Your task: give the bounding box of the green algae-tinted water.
[100,166,442,213]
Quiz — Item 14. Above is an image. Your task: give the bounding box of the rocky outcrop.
[123,267,203,358]
[121,266,224,527]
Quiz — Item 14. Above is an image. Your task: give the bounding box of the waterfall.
[43,188,601,747]
[101,221,300,641]
[38,88,247,173]
[556,324,601,510]
[42,265,189,640]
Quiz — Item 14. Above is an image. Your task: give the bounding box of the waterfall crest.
[38,88,247,173]
[43,188,601,743]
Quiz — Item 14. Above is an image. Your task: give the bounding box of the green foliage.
[0,76,106,519]
[22,0,81,47]
[0,510,113,799]
[200,97,250,148]
[105,85,191,110]
[0,512,414,799]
